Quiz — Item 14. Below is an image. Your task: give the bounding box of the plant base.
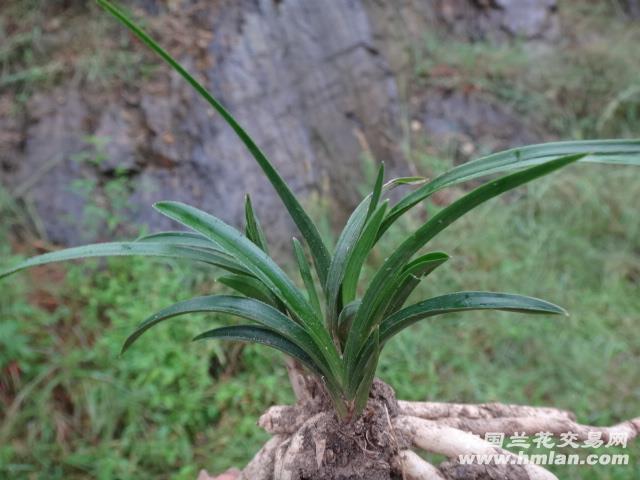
[235,367,640,480]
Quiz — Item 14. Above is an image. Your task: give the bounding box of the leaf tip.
[152,201,167,211]
[153,200,183,216]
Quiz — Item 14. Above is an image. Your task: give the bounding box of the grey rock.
[11,90,94,243]
[419,90,542,163]
[94,105,141,174]
[436,0,559,42]
[1,0,561,248]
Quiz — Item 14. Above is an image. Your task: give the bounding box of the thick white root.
[394,415,558,480]
[238,434,287,480]
[243,395,639,480]
[392,450,446,480]
[397,401,575,421]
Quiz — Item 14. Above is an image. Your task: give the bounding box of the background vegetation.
[1,1,639,479]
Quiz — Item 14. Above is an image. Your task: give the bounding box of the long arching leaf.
[381,139,640,237]
[97,0,331,285]
[137,235,271,299]
[347,291,566,395]
[193,325,324,376]
[136,231,221,250]
[153,202,310,318]
[380,291,567,342]
[122,295,330,375]
[217,274,280,308]
[0,242,248,279]
[194,324,346,414]
[343,153,584,370]
[153,201,343,382]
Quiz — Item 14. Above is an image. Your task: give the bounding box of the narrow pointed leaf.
[245,195,269,253]
[341,200,388,305]
[292,238,322,318]
[194,325,324,376]
[385,176,427,187]
[325,195,373,335]
[97,0,331,285]
[380,291,567,342]
[384,252,449,316]
[344,153,584,369]
[382,139,640,236]
[195,325,344,401]
[0,242,248,280]
[122,294,331,374]
[217,274,280,307]
[136,231,221,250]
[366,163,384,219]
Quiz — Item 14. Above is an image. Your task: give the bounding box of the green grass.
[1,164,638,479]
[414,1,640,140]
[0,243,290,479]
[377,166,640,479]
[0,1,154,101]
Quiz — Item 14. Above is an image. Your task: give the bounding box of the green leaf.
[337,299,361,342]
[136,231,221,250]
[245,195,269,253]
[194,325,324,376]
[381,139,640,237]
[323,174,415,334]
[217,274,280,307]
[153,202,304,318]
[97,0,331,286]
[153,201,343,382]
[344,252,446,395]
[385,176,427,187]
[352,328,379,416]
[366,163,384,220]
[383,252,449,316]
[292,238,322,318]
[348,331,378,394]
[325,195,373,336]
[344,153,584,370]
[0,242,248,279]
[195,324,346,414]
[380,291,567,342]
[324,176,428,327]
[340,200,389,306]
[122,294,330,372]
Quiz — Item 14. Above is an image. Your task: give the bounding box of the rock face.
[435,0,559,41]
[0,0,559,247]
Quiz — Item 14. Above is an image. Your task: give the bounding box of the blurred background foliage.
[1,0,639,479]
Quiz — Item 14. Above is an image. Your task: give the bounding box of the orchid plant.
[2,0,639,420]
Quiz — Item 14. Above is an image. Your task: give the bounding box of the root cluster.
[220,364,639,479]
